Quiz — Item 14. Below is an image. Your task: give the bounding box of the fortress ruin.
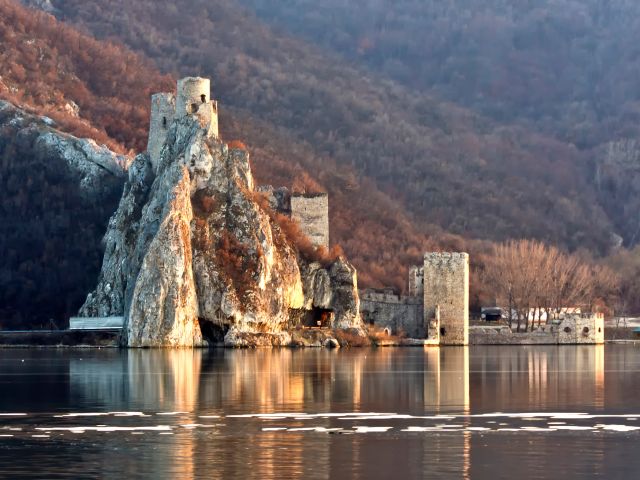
[361,252,469,345]
[147,77,219,173]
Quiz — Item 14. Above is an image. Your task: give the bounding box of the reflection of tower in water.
[424,347,470,414]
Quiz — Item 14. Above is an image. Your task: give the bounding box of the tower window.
[201,94,207,103]
[162,117,167,128]
[190,103,198,113]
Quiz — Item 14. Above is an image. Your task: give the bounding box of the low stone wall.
[360,291,424,338]
[470,314,604,345]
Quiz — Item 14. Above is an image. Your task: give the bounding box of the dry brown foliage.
[483,239,620,331]
[227,140,248,150]
[0,0,173,152]
[216,231,259,303]
[334,328,371,347]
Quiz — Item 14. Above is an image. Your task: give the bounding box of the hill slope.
[36,0,616,255]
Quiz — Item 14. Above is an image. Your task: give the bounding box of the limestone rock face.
[0,100,128,199]
[595,139,640,246]
[80,112,363,347]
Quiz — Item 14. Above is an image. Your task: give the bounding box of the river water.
[0,345,639,479]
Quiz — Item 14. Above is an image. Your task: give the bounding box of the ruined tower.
[176,77,219,138]
[147,77,219,173]
[290,193,329,249]
[147,93,176,172]
[423,252,469,346]
[408,265,424,297]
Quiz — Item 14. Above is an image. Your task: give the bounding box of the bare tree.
[484,239,619,332]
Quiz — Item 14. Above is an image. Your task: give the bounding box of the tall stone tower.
[147,93,176,172]
[423,252,469,346]
[290,193,329,249]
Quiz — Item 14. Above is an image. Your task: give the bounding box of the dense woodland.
[41,0,617,252]
[239,0,640,149]
[2,0,640,327]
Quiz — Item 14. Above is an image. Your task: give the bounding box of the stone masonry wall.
[291,193,329,248]
[176,77,219,138]
[424,252,469,345]
[470,314,605,345]
[359,290,424,338]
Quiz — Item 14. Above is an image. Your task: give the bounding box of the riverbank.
[0,330,119,348]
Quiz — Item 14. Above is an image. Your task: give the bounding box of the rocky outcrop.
[80,109,363,347]
[594,139,640,246]
[0,100,128,198]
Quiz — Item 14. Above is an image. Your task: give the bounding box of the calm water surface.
[0,345,639,479]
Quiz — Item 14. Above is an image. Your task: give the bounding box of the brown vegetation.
[216,231,259,304]
[483,240,618,332]
[259,194,344,267]
[227,140,248,151]
[0,0,173,153]
[39,0,617,274]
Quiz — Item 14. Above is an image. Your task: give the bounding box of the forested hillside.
[37,0,618,257]
[238,0,640,149]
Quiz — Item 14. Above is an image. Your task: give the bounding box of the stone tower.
[290,193,329,248]
[147,77,219,173]
[147,93,176,172]
[176,77,219,139]
[408,265,424,297]
[423,252,469,346]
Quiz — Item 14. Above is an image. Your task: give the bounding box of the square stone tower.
[290,193,329,248]
[423,252,469,346]
[147,93,175,172]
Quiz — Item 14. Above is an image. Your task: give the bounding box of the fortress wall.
[291,194,329,248]
[470,314,605,345]
[360,292,424,338]
[424,252,469,345]
[147,93,175,172]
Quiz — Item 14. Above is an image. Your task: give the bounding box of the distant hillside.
[0,100,124,328]
[36,0,615,256]
[238,0,640,149]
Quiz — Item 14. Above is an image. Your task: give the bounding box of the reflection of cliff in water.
[59,346,620,479]
[68,348,471,479]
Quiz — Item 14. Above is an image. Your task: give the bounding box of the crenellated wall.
[408,265,424,296]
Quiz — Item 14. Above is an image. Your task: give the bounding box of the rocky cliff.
[79,109,363,347]
[594,139,640,247]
